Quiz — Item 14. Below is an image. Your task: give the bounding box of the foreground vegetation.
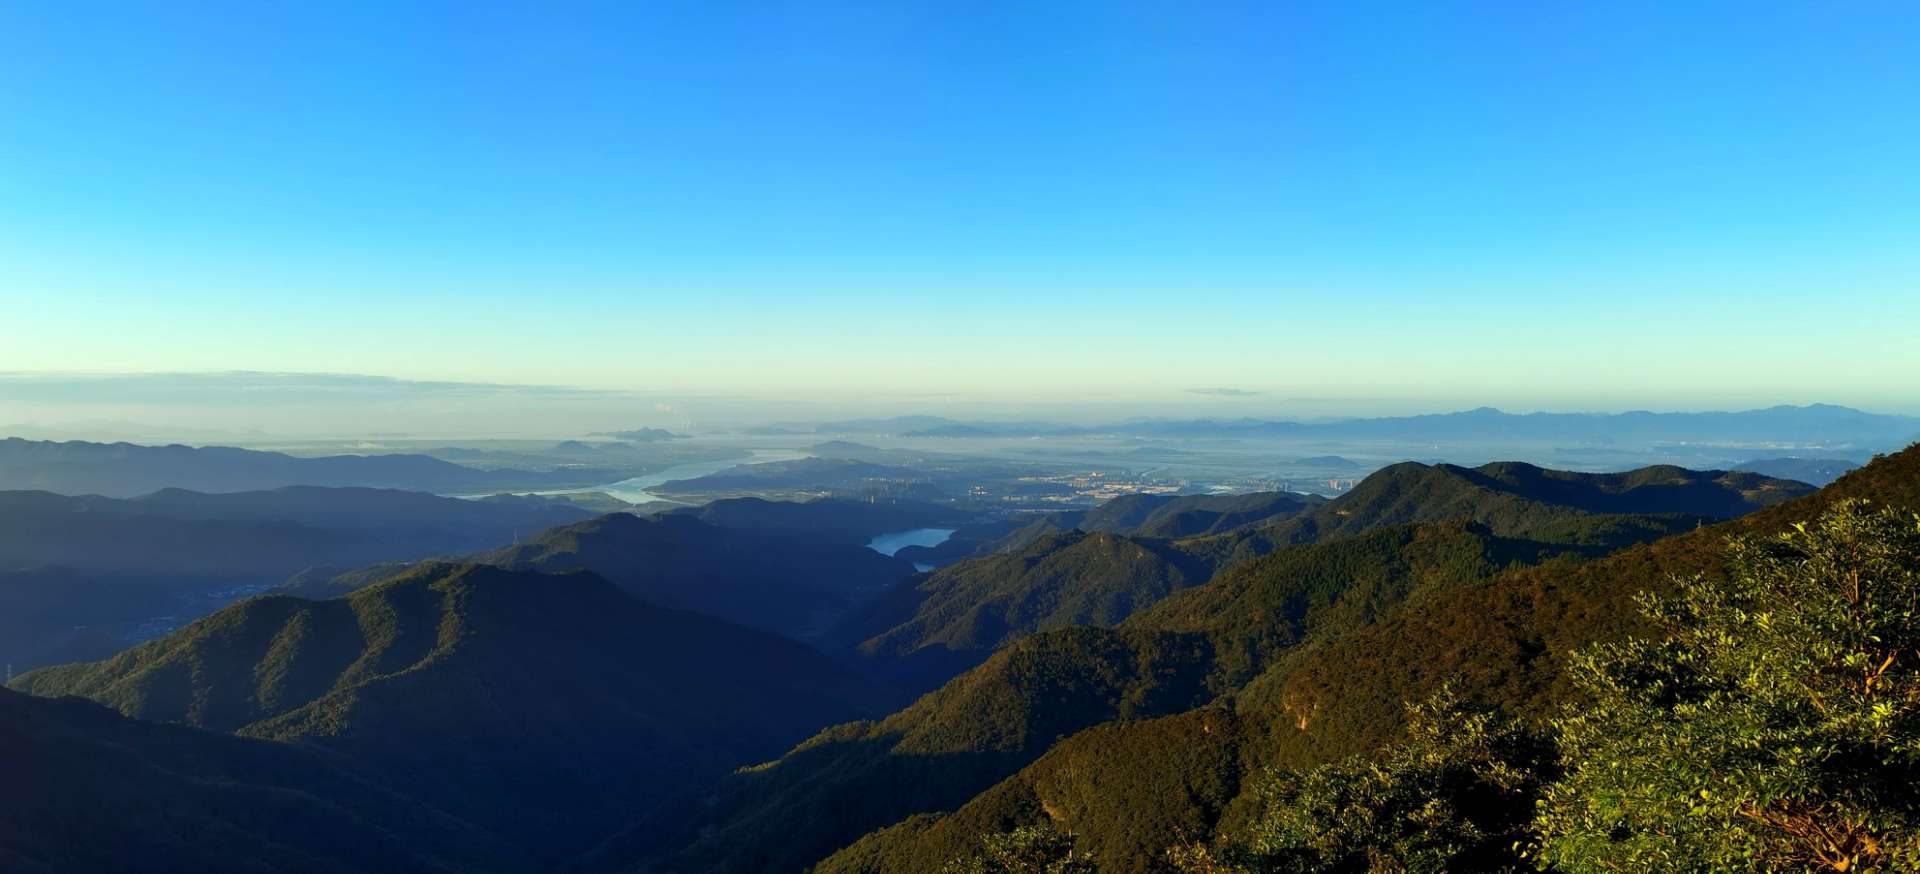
[950,499,1920,873]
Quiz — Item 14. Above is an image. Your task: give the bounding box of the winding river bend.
[525,449,809,504]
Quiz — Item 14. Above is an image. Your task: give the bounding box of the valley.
[6,416,1913,871]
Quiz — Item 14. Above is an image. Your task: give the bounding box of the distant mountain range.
[792,403,1919,449]
[0,486,592,672]
[0,437,625,497]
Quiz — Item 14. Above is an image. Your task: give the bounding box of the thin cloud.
[0,371,644,405]
[1186,387,1264,398]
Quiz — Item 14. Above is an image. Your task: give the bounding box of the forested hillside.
[809,444,1920,872]
[831,463,1804,694]
[636,522,1620,873]
[12,562,886,862]
[831,530,1216,689]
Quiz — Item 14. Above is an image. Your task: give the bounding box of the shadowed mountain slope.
[1733,455,1860,486]
[476,512,915,641]
[0,487,589,577]
[0,486,592,672]
[0,568,183,674]
[0,687,516,874]
[661,496,969,547]
[12,562,887,862]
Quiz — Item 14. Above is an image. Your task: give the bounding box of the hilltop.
[833,463,1805,693]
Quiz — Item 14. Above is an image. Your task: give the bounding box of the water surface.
[522,449,809,504]
[866,527,957,557]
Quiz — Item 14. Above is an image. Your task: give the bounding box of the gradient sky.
[3,1,1918,417]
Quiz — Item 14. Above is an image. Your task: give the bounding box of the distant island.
[770,404,1919,451]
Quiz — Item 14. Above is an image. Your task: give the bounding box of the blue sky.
[3,1,1918,416]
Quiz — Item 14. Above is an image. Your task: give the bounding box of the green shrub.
[943,823,1096,874]
[1178,684,1551,873]
[1535,500,1920,872]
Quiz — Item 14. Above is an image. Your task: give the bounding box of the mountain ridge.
[644,460,1822,871]
[0,437,622,498]
[0,485,594,672]
[789,404,1920,449]
[11,561,889,861]
[808,443,1920,871]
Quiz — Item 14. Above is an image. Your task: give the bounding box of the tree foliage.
[1535,500,1920,872]
[943,823,1096,874]
[1176,684,1552,873]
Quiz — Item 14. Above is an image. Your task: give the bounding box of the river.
[524,449,809,504]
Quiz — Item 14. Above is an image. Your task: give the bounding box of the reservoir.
[866,527,957,557]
